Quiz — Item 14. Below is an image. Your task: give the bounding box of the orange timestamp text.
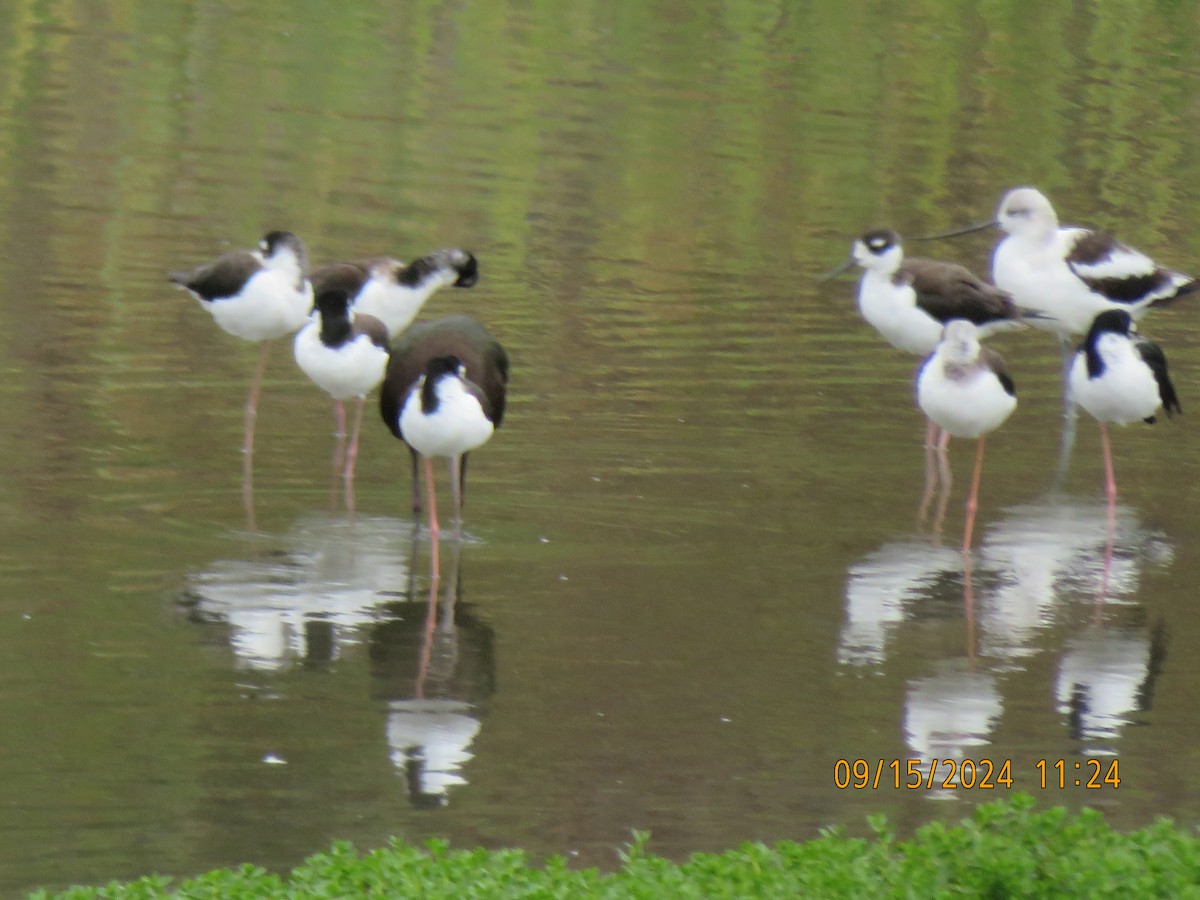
[833,758,1121,791]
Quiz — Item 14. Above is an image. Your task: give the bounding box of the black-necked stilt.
[1068,310,1180,507]
[917,319,1018,551]
[293,287,391,486]
[379,316,508,537]
[310,249,478,338]
[834,228,1028,356]
[170,231,314,465]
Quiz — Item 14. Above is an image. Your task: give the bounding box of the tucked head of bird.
[425,354,466,381]
[314,287,352,319]
[1087,308,1136,339]
[447,250,479,287]
[396,249,479,289]
[940,319,982,364]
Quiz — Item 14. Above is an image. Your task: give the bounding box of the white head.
[939,319,981,365]
[995,187,1058,239]
[852,228,904,274]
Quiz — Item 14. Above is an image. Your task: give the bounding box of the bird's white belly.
[994,241,1138,336]
[918,368,1016,438]
[1069,356,1160,425]
[294,326,389,400]
[858,283,941,355]
[207,271,313,341]
[399,390,494,458]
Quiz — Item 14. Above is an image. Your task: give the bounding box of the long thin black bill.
[817,257,857,282]
[911,220,998,241]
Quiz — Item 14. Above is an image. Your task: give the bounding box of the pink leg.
[423,455,441,541]
[331,400,347,480]
[343,396,366,483]
[244,341,272,460]
[936,428,952,488]
[1100,422,1117,507]
[962,436,986,552]
[448,455,465,538]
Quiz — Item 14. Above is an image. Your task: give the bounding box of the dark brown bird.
[379,316,509,535]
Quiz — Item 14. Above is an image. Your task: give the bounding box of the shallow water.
[3,0,1200,893]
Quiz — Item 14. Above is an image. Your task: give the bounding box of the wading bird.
[379,316,508,538]
[916,319,1018,551]
[293,286,391,486]
[1068,310,1180,512]
[170,230,314,467]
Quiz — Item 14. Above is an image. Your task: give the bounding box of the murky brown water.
[3,1,1200,893]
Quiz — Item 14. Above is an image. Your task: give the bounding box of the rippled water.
[3,1,1200,894]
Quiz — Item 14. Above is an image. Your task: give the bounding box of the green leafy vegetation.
[30,796,1200,898]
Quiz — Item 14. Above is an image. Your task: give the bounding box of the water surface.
[2,0,1200,893]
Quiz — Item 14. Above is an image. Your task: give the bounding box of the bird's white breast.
[293,321,389,400]
[918,357,1016,438]
[858,272,942,355]
[1068,338,1160,426]
[208,269,313,341]
[399,378,494,458]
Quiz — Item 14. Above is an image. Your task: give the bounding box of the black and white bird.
[989,188,1197,338]
[1068,310,1180,506]
[839,228,1027,356]
[379,316,509,537]
[293,287,391,484]
[917,319,1018,551]
[310,249,478,338]
[170,230,313,461]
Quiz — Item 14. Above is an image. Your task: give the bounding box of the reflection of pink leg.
[962,548,976,663]
[415,543,441,700]
[962,436,986,552]
[343,396,365,483]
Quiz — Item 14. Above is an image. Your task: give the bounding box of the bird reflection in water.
[842,495,1172,774]
[369,538,496,807]
[846,496,1172,669]
[177,513,414,671]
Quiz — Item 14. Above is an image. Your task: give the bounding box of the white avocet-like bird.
[379,316,509,537]
[990,188,1197,337]
[293,286,391,484]
[838,228,1028,356]
[170,231,314,462]
[310,249,478,338]
[917,319,1018,551]
[1068,309,1180,506]
[931,187,1196,340]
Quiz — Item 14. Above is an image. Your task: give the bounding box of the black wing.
[980,346,1016,397]
[903,259,1017,325]
[1135,337,1180,420]
[170,250,262,301]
